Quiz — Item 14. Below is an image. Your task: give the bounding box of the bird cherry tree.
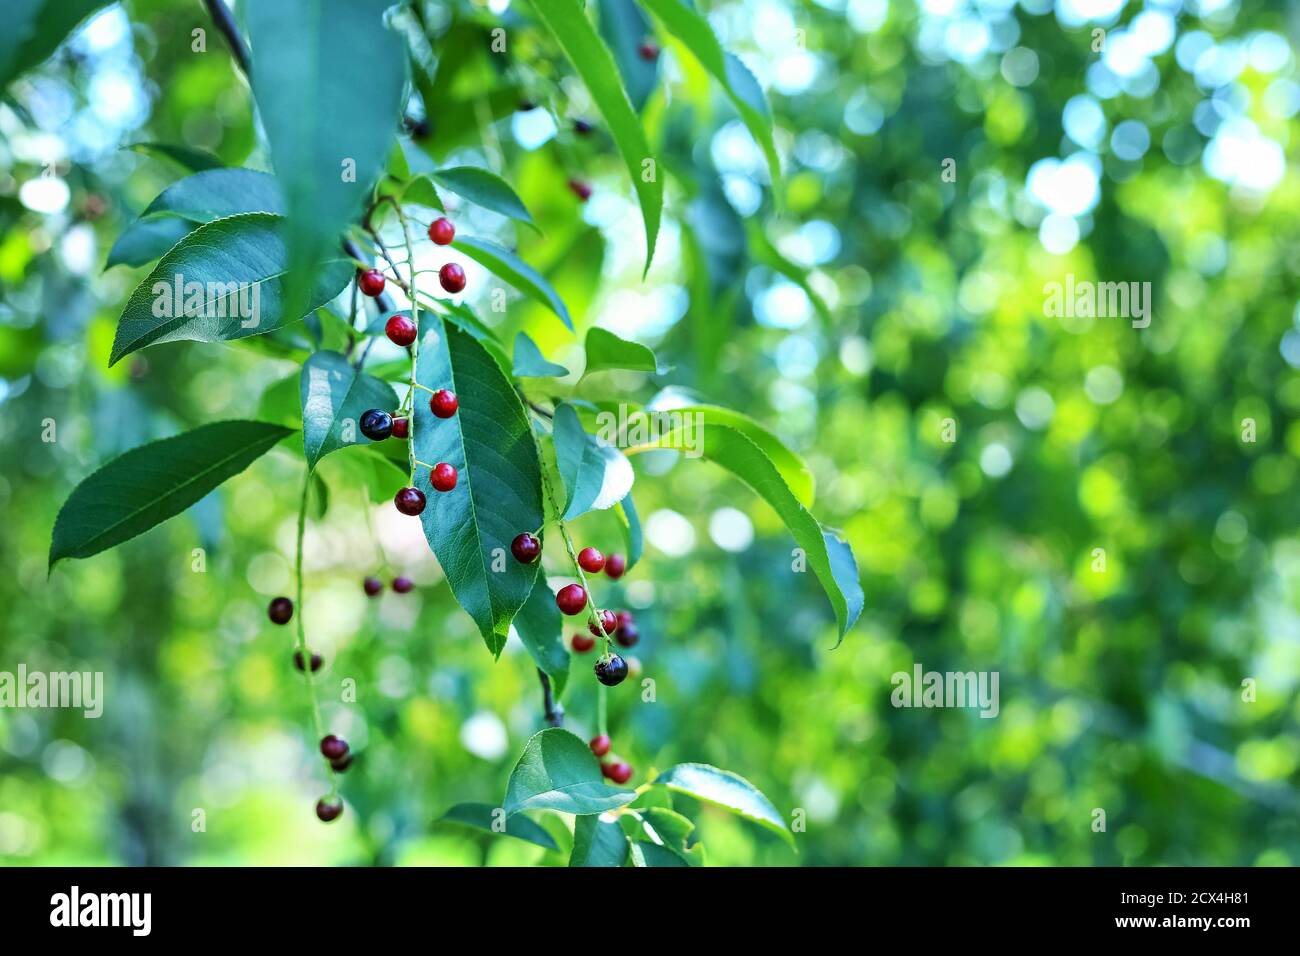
[34,0,862,865]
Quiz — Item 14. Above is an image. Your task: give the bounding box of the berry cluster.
[590,734,632,784]
[355,388,460,519]
[356,218,466,303]
[364,574,414,596]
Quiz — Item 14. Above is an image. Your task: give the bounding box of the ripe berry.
[511,532,541,564]
[394,486,427,516]
[429,389,458,418]
[577,547,605,573]
[571,633,595,653]
[594,654,629,686]
[358,269,386,297]
[638,41,659,61]
[363,576,383,597]
[315,797,344,822]
[589,734,611,757]
[439,262,466,293]
[605,760,633,784]
[605,553,627,579]
[428,217,455,245]
[430,462,458,492]
[293,649,322,672]
[568,179,592,202]
[268,597,293,625]
[589,609,616,637]
[556,584,588,616]
[615,622,639,648]
[359,408,393,441]
[331,753,354,773]
[385,313,417,347]
[574,119,594,135]
[391,416,409,439]
[392,576,414,593]
[320,735,349,761]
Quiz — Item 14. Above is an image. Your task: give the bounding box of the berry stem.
[295,467,335,790]
[394,202,421,485]
[597,682,608,737]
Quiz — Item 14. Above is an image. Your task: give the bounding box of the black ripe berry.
[293,649,322,672]
[430,462,458,492]
[615,622,639,648]
[268,597,293,625]
[568,179,592,202]
[574,119,594,135]
[594,654,629,686]
[589,609,617,637]
[363,576,383,597]
[577,547,605,573]
[428,217,455,245]
[391,417,409,439]
[331,753,354,773]
[605,553,627,579]
[394,486,426,516]
[429,388,458,418]
[439,262,466,293]
[315,797,344,822]
[360,408,394,441]
[320,735,349,761]
[392,575,414,593]
[385,313,417,346]
[358,269,386,297]
[571,633,595,653]
[511,532,541,563]
[556,583,588,616]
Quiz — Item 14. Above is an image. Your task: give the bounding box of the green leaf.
[431,166,537,230]
[127,142,225,173]
[438,803,559,850]
[401,175,444,211]
[614,493,643,570]
[640,0,780,188]
[109,213,352,366]
[299,351,399,470]
[527,0,662,275]
[504,729,636,816]
[553,403,635,521]
[142,168,284,222]
[583,327,668,377]
[0,0,111,90]
[653,762,794,849]
[629,841,689,867]
[570,813,630,866]
[513,570,570,699]
[413,317,544,656]
[246,0,407,322]
[49,421,293,569]
[597,0,659,112]
[626,807,704,866]
[451,236,572,331]
[513,332,568,378]
[309,470,330,519]
[105,216,193,270]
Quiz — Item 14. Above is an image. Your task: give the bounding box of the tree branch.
[537,669,564,728]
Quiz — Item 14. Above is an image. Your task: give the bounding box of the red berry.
[589,734,611,757]
[567,179,592,202]
[429,389,458,418]
[320,735,349,761]
[511,532,541,563]
[430,462,458,492]
[358,269,385,297]
[589,609,616,637]
[638,41,659,61]
[331,753,353,773]
[385,313,416,346]
[390,416,409,440]
[428,217,455,245]
[577,547,605,573]
[392,576,414,593]
[363,576,383,597]
[268,597,293,625]
[614,610,633,630]
[293,650,322,672]
[556,583,588,615]
[315,797,344,822]
[615,622,639,648]
[439,262,466,293]
[394,486,426,516]
[606,760,633,784]
[571,633,595,653]
[605,553,627,579]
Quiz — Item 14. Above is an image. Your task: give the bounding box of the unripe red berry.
[638,41,659,61]
[556,583,588,615]
[315,797,344,822]
[577,547,605,573]
[589,734,611,757]
[391,417,409,439]
[385,313,416,346]
[358,269,386,297]
[363,576,383,597]
[589,609,616,637]
[605,553,627,579]
[320,735,349,761]
[429,388,458,418]
[439,262,466,293]
[614,621,639,648]
[568,179,592,202]
[293,649,322,672]
[392,576,414,593]
[430,462,458,492]
[511,532,541,563]
[428,217,455,245]
[268,597,293,625]
[571,633,595,653]
[394,486,426,516]
[606,760,633,784]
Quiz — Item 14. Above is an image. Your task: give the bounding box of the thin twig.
[203,0,250,74]
[538,669,564,728]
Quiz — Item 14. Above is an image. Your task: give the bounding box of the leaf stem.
[295,467,334,789]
